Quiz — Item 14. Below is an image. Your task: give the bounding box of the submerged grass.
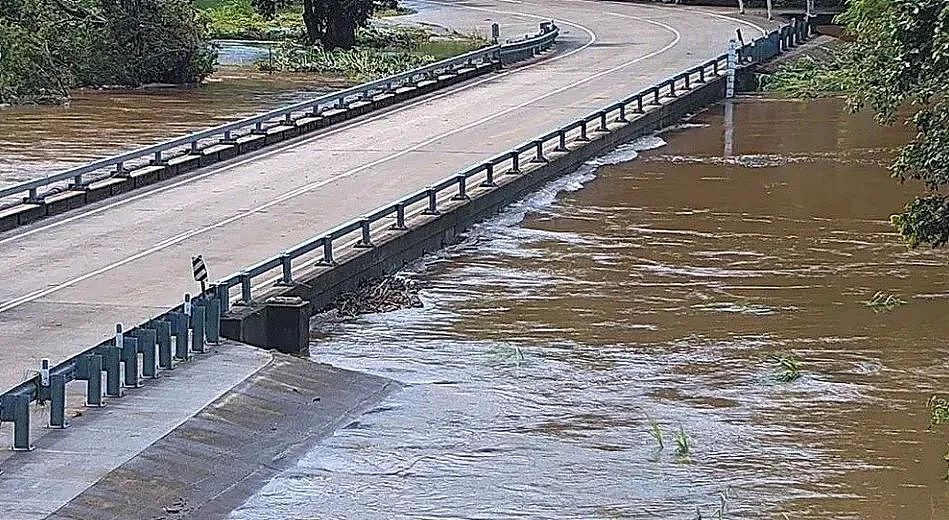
[772,354,802,383]
[863,291,907,313]
[646,415,664,450]
[674,426,692,461]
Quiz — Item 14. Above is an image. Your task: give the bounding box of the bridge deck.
[0,0,774,398]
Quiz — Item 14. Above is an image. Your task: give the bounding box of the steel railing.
[0,22,559,202]
[0,17,811,452]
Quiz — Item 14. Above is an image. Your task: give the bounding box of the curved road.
[0,0,773,393]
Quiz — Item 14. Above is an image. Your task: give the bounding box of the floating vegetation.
[863,291,907,312]
[773,354,802,383]
[928,395,949,428]
[674,426,692,460]
[331,277,422,317]
[647,415,664,450]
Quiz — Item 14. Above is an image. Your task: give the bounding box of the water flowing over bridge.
[0,0,814,516]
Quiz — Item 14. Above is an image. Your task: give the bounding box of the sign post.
[192,255,209,294]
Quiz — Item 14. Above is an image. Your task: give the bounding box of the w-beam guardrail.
[0,22,558,204]
[0,17,811,452]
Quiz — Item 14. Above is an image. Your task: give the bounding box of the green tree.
[841,0,949,247]
[0,0,215,104]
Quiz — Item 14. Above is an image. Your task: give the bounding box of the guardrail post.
[393,203,407,229]
[532,140,547,163]
[192,304,206,354]
[2,393,34,451]
[49,373,68,429]
[206,298,221,344]
[83,354,104,407]
[669,79,677,98]
[104,342,123,398]
[215,283,230,315]
[115,162,126,176]
[321,237,335,265]
[555,130,567,152]
[481,163,496,187]
[151,151,164,165]
[71,174,85,189]
[636,95,644,113]
[423,187,440,215]
[239,271,253,305]
[598,111,608,132]
[453,174,470,200]
[137,328,158,378]
[357,218,374,247]
[652,87,661,105]
[727,40,737,99]
[578,121,590,141]
[684,73,691,90]
[169,312,190,361]
[699,67,706,83]
[122,336,141,388]
[616,105,628,123]
[279,254,294,285]
[154,320,173,370]
[510,152,521,174]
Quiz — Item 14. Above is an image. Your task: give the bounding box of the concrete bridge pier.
[221,296,311,355]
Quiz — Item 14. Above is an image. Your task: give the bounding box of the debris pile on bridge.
[331,276,423,318]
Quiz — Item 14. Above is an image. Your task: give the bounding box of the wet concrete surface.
[49,353,397,520]
[0,340,271,520]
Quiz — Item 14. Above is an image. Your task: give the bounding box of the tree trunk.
[302,0,321,44]
[323,10,357,49]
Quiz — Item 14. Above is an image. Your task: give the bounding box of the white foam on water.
[482,135,667,229]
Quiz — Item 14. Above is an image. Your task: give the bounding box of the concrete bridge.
[0,0,808,515]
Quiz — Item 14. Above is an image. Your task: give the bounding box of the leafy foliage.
[0,0,215,104]
[203,0,303,40]
[841,0,949,247]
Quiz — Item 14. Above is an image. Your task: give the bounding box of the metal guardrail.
[0,18,810,452]
[0,22,559,203]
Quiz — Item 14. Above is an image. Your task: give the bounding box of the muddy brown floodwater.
[0,67,345,187]
[242,97,942,519]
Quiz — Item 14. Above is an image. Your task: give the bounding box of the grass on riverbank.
[260,24,489,81]
[759,54,856,98]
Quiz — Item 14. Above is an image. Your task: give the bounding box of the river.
[227,97,948,519]
[0,65,345,187]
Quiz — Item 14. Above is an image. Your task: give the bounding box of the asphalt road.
[0,0,773,396]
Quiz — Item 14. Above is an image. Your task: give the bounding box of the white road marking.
[0,4,686,313]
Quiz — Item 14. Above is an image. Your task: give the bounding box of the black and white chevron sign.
[191,255,208,282]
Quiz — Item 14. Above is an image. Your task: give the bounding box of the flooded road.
[0,67,344,187]
[232,97,946,519]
